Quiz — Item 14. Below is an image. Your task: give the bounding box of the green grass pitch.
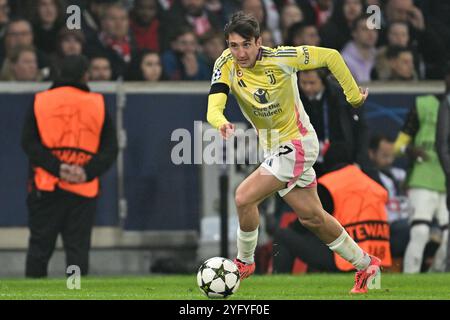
[0,274,449,300]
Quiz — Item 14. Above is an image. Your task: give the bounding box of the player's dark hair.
[224,11,260,41]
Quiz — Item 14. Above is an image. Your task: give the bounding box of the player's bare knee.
[235,190,252,210]
[298,212,326,230]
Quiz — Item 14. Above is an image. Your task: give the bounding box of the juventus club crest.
[265,70,276,85]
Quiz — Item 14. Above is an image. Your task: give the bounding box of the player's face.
[227,33,262,68]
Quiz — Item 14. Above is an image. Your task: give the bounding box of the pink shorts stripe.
[304,179,317,189]
[287,139,305,188]
[295,105,308,136]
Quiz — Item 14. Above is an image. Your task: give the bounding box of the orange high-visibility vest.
[33,86,105,198]
[319,165,392,271]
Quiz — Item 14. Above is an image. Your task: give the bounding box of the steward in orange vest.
[21,55,118,277]
[319,165,392,271]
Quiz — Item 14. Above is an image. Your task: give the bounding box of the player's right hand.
[353,87,369,108]
[219,123,235,140]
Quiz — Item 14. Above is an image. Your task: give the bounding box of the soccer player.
[206,11,379,294]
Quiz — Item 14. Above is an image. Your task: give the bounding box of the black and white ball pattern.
[197,257,240,299]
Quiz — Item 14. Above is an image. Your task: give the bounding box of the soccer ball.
[197,257,241,299]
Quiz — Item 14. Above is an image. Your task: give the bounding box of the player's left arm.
[296,46,368,107]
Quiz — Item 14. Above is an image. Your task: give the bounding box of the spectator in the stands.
[298,68,369,177]
[375,22,409,80]
[242,0,282,45]
[88,55,113,81]
[261,28,275,48]
[280,3,303,43]
[242,0,265,28]
[374,22,422,80]
[0,18,50,79]
[126,50,162,81]
[297,0,334,27]
[85,3,137,80]
[0,0,10,40]
[56,28,84,57]
[383,0,447,79]
[320,0,364,51]
[204,0,227,26]
[0,45,40,81]
[81,0,120,42]
[129,0,161,52]
[28,0,66,55]
[50,28,85,80]
[386,46,417,81]
[286,22,320,46]
[161,26,209,81]
[418,1,450,55]
[199,31,225,72]
[160,0,221,50]
[365,134,410,270]
[341,14,378,83]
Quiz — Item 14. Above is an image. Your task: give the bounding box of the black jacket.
[299,79,369,175]
[21,82,118,189]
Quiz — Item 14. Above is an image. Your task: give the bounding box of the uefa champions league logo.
[211,69,222,84]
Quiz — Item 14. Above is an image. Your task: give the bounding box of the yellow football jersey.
[207,45,363,152]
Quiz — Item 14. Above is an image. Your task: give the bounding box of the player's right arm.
[207,51,235,139]
[281,46,368,107]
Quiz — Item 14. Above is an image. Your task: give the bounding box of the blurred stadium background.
[0,0,450,283]
[0,81,443,277]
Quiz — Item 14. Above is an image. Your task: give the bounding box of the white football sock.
[327,229,371,271]
[237,227,258,264]
[403,224,430,273]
